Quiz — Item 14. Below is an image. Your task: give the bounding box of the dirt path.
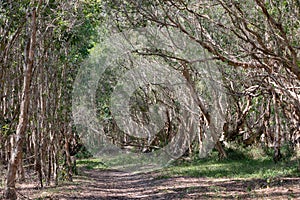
[13,168,300,199]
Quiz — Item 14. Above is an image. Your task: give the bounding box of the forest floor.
[13,166,300,200]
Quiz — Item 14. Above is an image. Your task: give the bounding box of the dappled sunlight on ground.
[12,167,300,199]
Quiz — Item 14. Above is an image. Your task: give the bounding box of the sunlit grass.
[77,147,299,179]
[163,150,299,179]
[77,158,108,170]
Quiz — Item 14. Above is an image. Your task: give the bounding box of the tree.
[103,0,300,162]
[1,0,102,198]
[4,1,41,198]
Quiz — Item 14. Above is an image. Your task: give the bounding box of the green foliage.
[75,146,93,159]
[279,141,296,161]
[262,141,296,162]
[227,143,269,160]
[0,118,14,137]
[58,167,69,181]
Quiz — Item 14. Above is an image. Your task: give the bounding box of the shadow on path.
[16,167,300,199]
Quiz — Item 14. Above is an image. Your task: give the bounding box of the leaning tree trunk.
[182,67,227,159]
[4,6,37,200]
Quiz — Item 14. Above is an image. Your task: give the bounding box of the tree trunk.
[53,145,59,186]
[182,67,227,159]
[64,134,73,181]
[273,92,282,163]
[4,7,37,199]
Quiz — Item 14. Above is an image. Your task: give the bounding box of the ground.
[9,167,300,200]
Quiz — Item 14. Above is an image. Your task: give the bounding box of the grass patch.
[77,145,299,180]
[163,148,299,179]
[77,155,160,172]
[77,158,108,170]
[166,157,298,179]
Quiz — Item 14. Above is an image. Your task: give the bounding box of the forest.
[0,0,299,199]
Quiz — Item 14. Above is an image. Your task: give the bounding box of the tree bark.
[64,133,73,182]
[4,7,37,200]
[273,91,282,163]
